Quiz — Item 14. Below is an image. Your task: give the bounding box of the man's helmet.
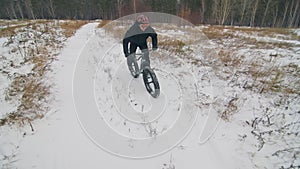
[136,15,149,24]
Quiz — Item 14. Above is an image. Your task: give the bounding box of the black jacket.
[123,22,158,56]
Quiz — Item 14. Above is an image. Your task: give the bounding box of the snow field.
[0,16,299,168]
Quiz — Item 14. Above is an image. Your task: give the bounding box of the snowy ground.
[1,17,300,169]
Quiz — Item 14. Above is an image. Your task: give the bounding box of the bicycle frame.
[127,49,160,98]
[134,49,154,61]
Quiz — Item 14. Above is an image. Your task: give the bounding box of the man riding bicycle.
[123,15,158,78]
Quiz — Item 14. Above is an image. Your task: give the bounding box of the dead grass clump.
[260,69,284,93]
[0,112,24,126]
[245,62,300,95]
[21,79,50,112]
[221,26,291,37]
[5,75,28,98]
[250,39,294,49]
[3,75,49,126]
[98,20,112,28]
[221,97,239,121]
[0,24,24,37]
[31,55,50,76]
[159,38,186,53]
[101,21,128,40]
[34,19,55,25]
[217,49,242,67]
[60,20,88,37]
[202,26,225,40]
[202,25,298,49]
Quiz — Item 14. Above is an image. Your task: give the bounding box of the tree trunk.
[272,5,279,27]
[212,0,220,24]
[261,0,271,27]
[295,5,300,27]
[5,8,13,19]
[133,0,136,13]
[288,0,300,27]
[17,1,24,19]
[239,0,247,26]
[281,1,289,27]
[10,2,18,19]
[221,0,231,25]
[250,0,259,27]
[25,0,35,19]
[48,0,56,18]
[200,0,205,23]
[117,0,123,18]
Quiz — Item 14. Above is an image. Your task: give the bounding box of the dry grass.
[236,59,300,95]
[202,25,298,49]
[202,26,234,40]
[204,25,292,37]
[204,26,300,96]
[0,20,64,127]
[98,20,112,28]
[2,54,51,126]
[0,19,29,26]
[2,74,49,126]
[199,25,300,122]
[159,38,186,53]
[217,49,243,67]
[0,24,25,37]
[101,20,128,40]
[0,20,90,127]
[221,98,239,121]
[0,20,56,38]
[59,20,88,37]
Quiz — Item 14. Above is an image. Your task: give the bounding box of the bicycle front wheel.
[142,68,160,98]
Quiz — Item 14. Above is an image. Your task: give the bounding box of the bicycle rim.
[142,68,160,98]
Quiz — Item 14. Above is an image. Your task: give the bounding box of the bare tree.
[220,0,232,25]
[200,0,206,23]
[24,0,35,19]
[133,0,136,13]
[250,0,259,27]
[295,5,300,27]
[5,2,17,19]
[117,0,124,18]
[11,2,18,19]
[272,3,279,27]
[281,0,290,27]
[16,0,24,19]
[47,0,56,18]
[288,0,300,27]
[261,0,271,27]
[212,0,220,24]
[239,0,248,25]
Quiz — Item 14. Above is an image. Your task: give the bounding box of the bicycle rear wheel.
[142,68,160,98]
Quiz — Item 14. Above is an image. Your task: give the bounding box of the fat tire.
[142,68,160,98]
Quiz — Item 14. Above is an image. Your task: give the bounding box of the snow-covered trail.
[14,22,252,169]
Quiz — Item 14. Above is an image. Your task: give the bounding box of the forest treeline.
[0,0,299,28]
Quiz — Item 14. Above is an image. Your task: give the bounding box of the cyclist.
[123,14,158,78]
